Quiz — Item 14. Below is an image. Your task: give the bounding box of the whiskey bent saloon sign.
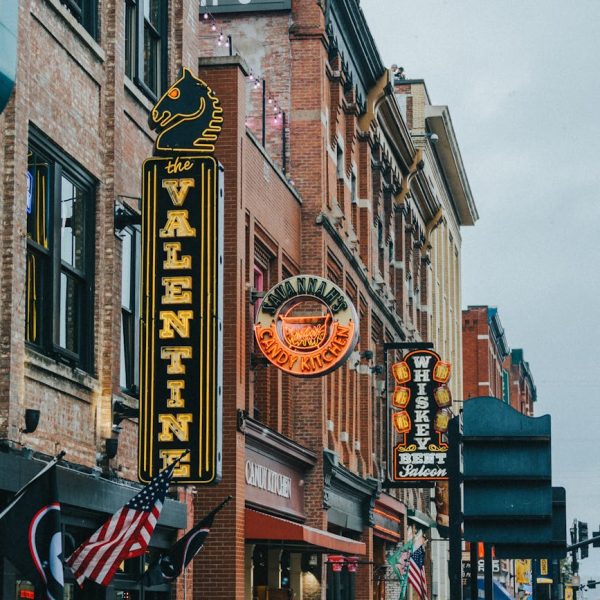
[389,349,452,484]
[254,275,358,377]
[139,68,223,484]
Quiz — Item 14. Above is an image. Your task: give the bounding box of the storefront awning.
[407,508,436,529]
[477,579,514,600]
[245,509,366,555]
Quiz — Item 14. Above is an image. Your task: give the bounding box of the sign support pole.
[470,543,478,600]
[484,544,493,600]
[448,415,462,600]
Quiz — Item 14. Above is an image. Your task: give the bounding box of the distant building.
[462,306,510,400]
[504,349,537,416]
[462,307,538,598]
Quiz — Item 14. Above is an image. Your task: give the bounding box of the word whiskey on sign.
[389,349,452,484]
[139,68,223,484]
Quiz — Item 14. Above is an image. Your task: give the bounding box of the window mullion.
[51,163,63,352]
[135,1,145,86]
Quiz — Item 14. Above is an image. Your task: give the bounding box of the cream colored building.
[395,77,478,600]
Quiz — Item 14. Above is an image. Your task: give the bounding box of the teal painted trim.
[0,0,19,114]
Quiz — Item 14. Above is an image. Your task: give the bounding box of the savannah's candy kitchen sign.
[389,350,453,484]
[139,68,224,484]
[254,275,359,377]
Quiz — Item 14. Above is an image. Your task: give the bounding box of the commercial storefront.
[0,451,186,600]
[242,414,366,600]
[372,494,407,600]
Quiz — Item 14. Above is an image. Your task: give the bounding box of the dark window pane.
[59,271,80,353]
[26,251,44,345]
[121,231,132,310]
[120,225,140,393]
[143,27,160,93]
[60,0,98,40]
[27,151,50,248]
[61,176,86,271]
[26,132,95,372]
[127,0,166,97]
[144,0,160,27]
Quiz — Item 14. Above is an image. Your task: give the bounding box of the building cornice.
[425,105,479,226]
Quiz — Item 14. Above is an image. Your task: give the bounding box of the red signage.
[254,275,359,377]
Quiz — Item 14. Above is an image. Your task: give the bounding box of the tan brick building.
[0,1,476,599]
[393,77,477,600]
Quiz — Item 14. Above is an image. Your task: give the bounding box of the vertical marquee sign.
[139,68,224,483]
[389,349,452,485]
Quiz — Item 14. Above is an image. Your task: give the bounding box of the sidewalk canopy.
[245,509,366,555]
[476,578,514,600]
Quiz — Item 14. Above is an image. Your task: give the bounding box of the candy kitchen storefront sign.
[254,275,359,377]
[389,349,453,484]
[139,68,224,484]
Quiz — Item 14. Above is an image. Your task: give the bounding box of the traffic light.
[593,528,600,548]
[588,581,597,589]
[571,521,578,545]
[579,521,589,559]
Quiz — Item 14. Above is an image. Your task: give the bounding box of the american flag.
[66,462,175,587]
[408,544,428,600]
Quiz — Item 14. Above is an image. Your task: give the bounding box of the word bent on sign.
[139,68,224,484]
[389,349,452,485]
[254,275,359,377]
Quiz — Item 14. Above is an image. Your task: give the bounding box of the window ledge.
[42,0,105,63]
[25,347,99,402]
[124,76,155,113]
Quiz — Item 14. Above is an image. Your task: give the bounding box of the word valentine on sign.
[139,68,224,484]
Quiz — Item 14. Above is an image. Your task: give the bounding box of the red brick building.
[0,1,477,599]
[504,349,537,416]
[462,308,538,597]
[462,306,510,401]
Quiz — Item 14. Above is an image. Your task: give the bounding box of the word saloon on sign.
[389,349,452,484]
[139,156,223,484]
[254,275,359,377]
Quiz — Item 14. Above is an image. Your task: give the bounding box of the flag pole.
[181,495,233,600]
[164,448,191,474]
[0,450,65,520]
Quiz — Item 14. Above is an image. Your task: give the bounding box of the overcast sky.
[361,0,600,585]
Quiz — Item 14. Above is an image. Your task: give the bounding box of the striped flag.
[408,544,428,600]
[0,455,65,600]
[141,496,231,587]
[66,462,175,587]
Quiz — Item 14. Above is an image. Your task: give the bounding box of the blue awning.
[477,578,515,600]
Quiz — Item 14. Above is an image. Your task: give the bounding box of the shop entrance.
[252,545,293,599]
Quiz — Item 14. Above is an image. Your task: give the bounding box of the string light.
[200,10,288,138]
